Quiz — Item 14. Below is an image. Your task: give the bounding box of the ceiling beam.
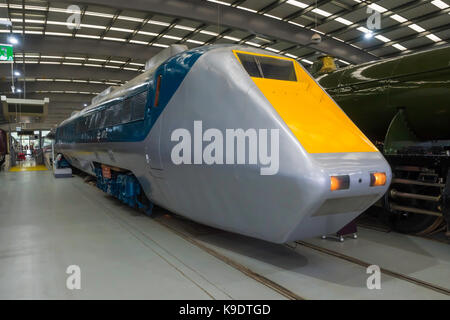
[347,5,450,47]
[0,34,161,61]
[0,82,109,95]
[324,0,428,39]
[24,93,96,103]
[380,41,450,59]
[283,0,331,22]
[258,1,287,14]
[365,23,450,52]
[62,0,377,64]
[0,64,138,82]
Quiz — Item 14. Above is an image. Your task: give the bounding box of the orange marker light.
[330,175,350,191]
[370,172,387,187]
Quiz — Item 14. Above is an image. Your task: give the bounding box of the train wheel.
[382,185,442,235]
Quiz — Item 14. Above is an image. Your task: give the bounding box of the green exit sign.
[0,44,13,61]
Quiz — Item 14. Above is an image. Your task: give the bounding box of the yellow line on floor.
[9,165,48,172]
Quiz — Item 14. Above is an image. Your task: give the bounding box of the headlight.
[370,172,387,187]
[330,175,350,191]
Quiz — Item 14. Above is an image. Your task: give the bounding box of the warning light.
[330,175,350,191]
[370,172,387,187]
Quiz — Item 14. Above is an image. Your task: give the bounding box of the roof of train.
[57,44,290,127]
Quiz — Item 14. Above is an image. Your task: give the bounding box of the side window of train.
[84,116,90,132]
[86,115,91,131]
[89,112,97,130]
[80,117,86,133]
[104,106,116,127]
[121,98,133,124]
[78,118,84,133]
[75,120,80,134]
[132,91,147,121]
[94,109,103,129]
[111,102,122,126]
[98,109,107,129]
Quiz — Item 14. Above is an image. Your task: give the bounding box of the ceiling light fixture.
[8,36,18,45]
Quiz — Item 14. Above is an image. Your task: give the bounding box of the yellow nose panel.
[248,56,377,154]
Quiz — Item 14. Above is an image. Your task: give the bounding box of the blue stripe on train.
[56,46,210,143]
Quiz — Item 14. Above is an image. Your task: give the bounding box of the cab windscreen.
[237,53,297,82]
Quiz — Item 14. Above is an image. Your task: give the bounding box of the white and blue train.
[56,44,391,243]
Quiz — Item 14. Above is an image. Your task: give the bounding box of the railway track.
[358,222,450,245]
[158,213,450,298]
[154,210,450,298]
[77,171,303,299]
[78,175,450,299]
[358,207,450,244]
[294,240,450,297]
[156,217,305,300]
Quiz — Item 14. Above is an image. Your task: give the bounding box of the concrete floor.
[158,214,450,300]
[0,170,284,299]
[1,169,449,299]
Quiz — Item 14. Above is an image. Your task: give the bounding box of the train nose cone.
[250,65,377,156]
[231,50,389,242]
[280,152,391,243]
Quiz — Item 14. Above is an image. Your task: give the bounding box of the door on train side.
[145,67,165,174]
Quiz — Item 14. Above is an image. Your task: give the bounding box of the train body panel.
[56,45,391,243]
[233,50,377,154]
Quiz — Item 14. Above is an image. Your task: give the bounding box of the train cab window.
[236,52,297,82]
[131,91,147,121]
[236,53,261,78]
[258,56,297,81]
